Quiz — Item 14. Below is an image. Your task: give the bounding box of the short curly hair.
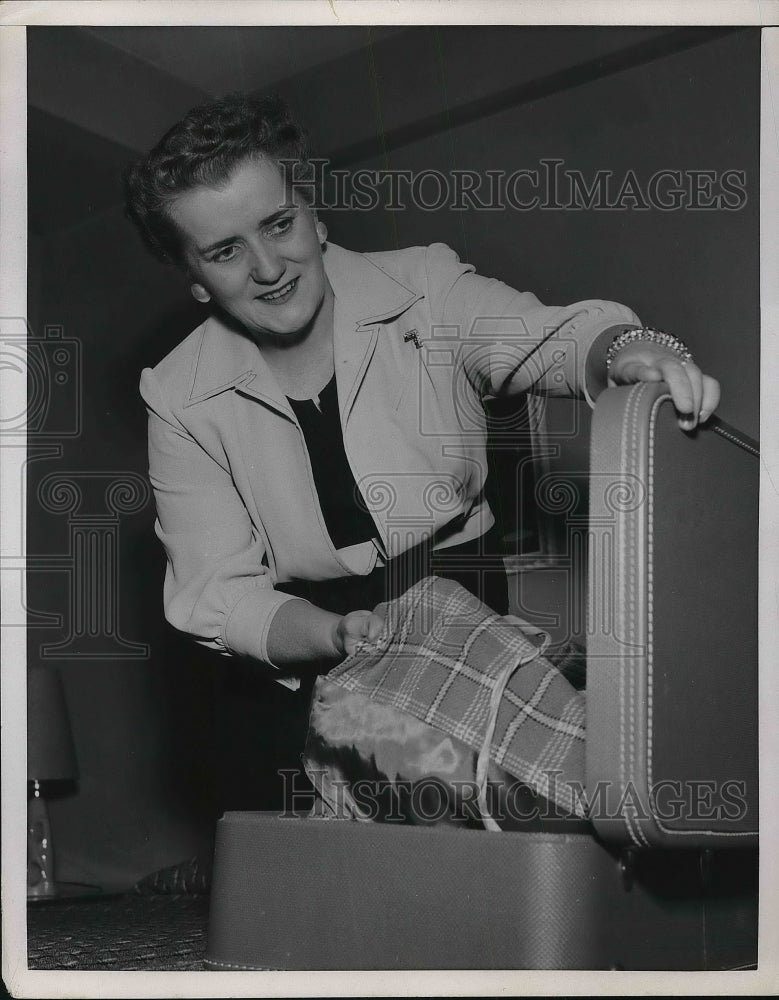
[123,93,317,266]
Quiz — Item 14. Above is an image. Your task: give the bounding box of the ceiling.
[27,25,409,157]
[81,25,407,98]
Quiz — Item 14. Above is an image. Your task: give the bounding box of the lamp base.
[27,881,107,904]
[27,879,60,902]
[27,785,58,901]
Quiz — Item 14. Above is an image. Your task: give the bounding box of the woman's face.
[169,156,330,341]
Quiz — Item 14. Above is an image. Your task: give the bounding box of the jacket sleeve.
[423,242,641,405]
[140,367,300,678]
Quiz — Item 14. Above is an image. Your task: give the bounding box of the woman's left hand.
[334,609,386,658]
[607,342,721,431]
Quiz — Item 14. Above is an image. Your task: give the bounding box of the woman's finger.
[680,361,704,420]
[652,359,693,419]
[365,613,385,641]
[610,355,715,431]
[608,359,664,386]
[659,358,705,427]
[610,357,694,417]
[698,375,721,423]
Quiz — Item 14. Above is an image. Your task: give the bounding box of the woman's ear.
[316,220,328,245]
[190,283,211,304]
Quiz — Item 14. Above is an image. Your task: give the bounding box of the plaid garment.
[314,575,586,818]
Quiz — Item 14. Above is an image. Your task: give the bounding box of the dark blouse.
[285,374,508,619]
[287,374,378,551]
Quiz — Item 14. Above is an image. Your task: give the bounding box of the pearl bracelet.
[605,327,694,371]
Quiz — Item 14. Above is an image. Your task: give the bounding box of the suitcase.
[205,384,759,970]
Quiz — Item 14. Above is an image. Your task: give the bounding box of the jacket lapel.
[183,312,295,421]
[324,244,423,427]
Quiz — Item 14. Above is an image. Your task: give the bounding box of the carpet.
[27,893,210,971]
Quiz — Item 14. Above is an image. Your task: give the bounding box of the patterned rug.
[27,893,210,971]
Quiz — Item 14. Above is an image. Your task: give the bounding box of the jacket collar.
[184,243,423,410]
[325,241,423,327]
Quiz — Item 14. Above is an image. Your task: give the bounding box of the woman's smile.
[255,276,299,303]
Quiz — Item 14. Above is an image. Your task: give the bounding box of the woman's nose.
[247,243,284,285]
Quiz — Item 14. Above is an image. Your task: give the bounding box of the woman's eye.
[267,217,294,237]
[212,245,239,263]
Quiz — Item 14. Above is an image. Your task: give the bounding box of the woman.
[126,93,720,693]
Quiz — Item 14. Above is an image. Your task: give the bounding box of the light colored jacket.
[140,242,639,680]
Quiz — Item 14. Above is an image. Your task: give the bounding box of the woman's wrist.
[265,598,343,666]
[606,327,693,371]
[585,324,637,401]
[331,616,347,658]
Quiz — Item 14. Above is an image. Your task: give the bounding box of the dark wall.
[310,27,759,437]
[28,209,218,886]
[28,26,759,887]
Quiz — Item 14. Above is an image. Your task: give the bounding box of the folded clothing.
[134,856,212,895]
[304,576,587,829]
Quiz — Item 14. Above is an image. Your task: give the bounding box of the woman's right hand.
[333,609,386,658]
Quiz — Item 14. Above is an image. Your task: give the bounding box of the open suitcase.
[205,383,759,970]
